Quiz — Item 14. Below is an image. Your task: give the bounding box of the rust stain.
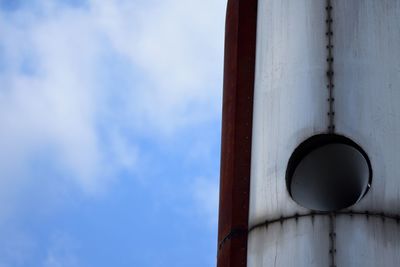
[217,0,258,266]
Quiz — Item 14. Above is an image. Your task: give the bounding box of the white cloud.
[0,4,107,194]
[0,0,225,196]
[89,0,226,134]
[0,1,225,264]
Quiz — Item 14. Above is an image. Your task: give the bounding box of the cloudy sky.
[0,0,226,266]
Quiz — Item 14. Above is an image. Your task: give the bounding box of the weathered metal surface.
[248,216,330,267]
[249,0,327,226]
[217,0,258,266]
[216,0,400,266]
[333,0,400,216]
[335,216,400,266]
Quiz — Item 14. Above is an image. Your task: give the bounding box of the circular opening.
[286,134,372,212]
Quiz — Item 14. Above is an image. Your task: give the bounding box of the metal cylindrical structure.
[218,0,400,266]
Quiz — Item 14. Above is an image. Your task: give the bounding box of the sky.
[0,0,226,266]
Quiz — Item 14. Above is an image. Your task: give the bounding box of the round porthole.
[286,134,372,212]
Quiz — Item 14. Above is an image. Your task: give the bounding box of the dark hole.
[286,134,372,212]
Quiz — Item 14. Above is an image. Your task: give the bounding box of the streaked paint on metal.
[335,216,400,266]
[334,0,400,215]
[249,0,327,226]
[248,217,330,267]
[246,0,400,266]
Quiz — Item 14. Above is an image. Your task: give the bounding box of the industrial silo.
[217,0,400,266]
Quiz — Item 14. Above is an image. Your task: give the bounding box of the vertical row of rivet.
[326,0,335,133]
[326,1,336,265]
[329,212,337,267]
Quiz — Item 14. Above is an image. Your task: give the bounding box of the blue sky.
[0,0,226,266]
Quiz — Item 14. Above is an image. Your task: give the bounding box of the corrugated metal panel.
[333,0,400,214]
[249,0,328,225]
[336,216,400,266]
[248,216,330,267]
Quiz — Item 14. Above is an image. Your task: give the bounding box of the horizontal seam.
[249,210,400,233]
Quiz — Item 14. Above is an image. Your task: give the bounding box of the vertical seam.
[326,0,335,133]
[326,1,336,265]
[329,213,337,267]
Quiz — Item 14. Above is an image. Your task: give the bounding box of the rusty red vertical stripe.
[217,0,258,266]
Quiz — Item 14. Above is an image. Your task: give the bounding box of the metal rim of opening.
[286,134,373,212]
